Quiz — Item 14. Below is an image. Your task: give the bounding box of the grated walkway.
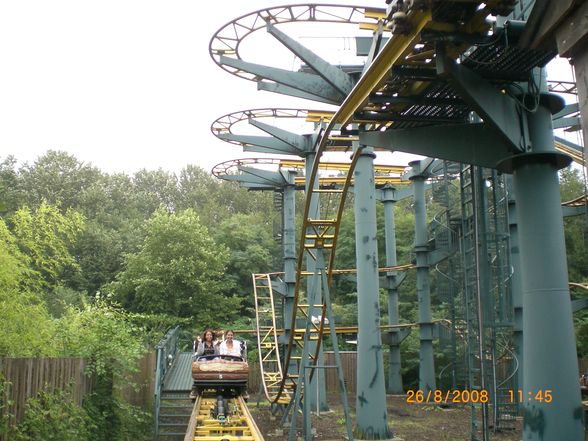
[163,352,193,392]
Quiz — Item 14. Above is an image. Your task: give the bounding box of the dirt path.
[248,395,523,441]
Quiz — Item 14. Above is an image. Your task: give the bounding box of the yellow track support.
[251,274,295,404]
[183,392,264,441]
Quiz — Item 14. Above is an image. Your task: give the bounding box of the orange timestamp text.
[406,389,489,404]
[508,389,553,403]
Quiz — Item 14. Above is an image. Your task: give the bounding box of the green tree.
[132,168,179,215]
[0,155,22,215]
[18,150,103,209]
[0,218,58,356]
[110,208,239,326]
[10,202,84,292]
[214,213,277,312]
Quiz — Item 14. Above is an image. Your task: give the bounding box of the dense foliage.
[0,151,278,440]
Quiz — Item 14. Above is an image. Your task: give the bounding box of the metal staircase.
[459,164,520,439]
[460,164,491,441]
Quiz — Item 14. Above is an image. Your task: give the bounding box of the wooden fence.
[0,358,94,433]
[117,352,156,408]
[0,353,156,438]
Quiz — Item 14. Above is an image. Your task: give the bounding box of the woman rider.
[190,329,219,399]
[195,329,219,357]
[219,329,242,357]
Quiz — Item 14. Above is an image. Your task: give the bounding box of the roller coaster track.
[183,392,263,441]
[272,6,436,406]
[250,265,416,405]
[210,2,468,407]
[211,155,410,188]
[252,273,295,404]
[211,0,577,411]
[209,5,385,86]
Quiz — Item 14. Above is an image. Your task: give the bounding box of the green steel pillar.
[304,154,328,413]
[474,167,493,328]
[379,185,404,394]
[507,72,583,440]
[410,160,436,395]
[283,171,297,374]
[354,145,392,440]
[506,176,523,402]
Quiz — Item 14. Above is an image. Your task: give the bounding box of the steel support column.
[304,154,328,413]
[354,146,392,440]
[509,73,583,440]
[410,160,436,395]
[506,176,524,406]
[283,171,297,375]
[379,185,404,394]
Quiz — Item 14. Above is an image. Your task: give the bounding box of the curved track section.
[211,156,408,188]
[211,108,331,141]
[274,8,436,405]
[209,5,383,82]
[184,392,264,441]
[252,273,295,404]
[210,108,355,153]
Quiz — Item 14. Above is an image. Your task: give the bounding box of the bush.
[0,374,12,438]
[12,389,92,441]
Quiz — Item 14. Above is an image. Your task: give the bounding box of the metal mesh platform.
[163,352,193,392]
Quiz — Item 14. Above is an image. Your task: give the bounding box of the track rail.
[251,264,416,405]
[209,5,384,82]
[184,392,264,441]
[252,273,295,404]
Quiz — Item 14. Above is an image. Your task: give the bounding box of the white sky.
[0,1,580,175]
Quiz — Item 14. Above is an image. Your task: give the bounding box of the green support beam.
[257,81,338,103]
[506,176,524,408]
[436,54,526,153]
[353,145,392,440]
[218,133,303,155]
[510,71,583,440]
[304,153,329,413]
[266,22,353,96]
[409,160,436,396]
[359,123,512,169]
[377,184,412,394]
[249,119,315,152]
[220,55,344,104]
[283,171,297,372]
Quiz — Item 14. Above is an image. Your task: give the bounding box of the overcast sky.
[0,1,578,175]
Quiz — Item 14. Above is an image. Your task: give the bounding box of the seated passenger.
[219,329,242,357]
[195,329,219,357]
[190,328,219,399]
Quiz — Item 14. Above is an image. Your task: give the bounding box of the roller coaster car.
[191,354,249,391]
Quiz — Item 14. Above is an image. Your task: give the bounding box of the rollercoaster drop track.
[183,392,264,441]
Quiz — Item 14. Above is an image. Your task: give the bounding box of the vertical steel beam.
[304,154,329,413]
[506,175,524,406]
[410,160,436,395]
[354,145,392,440]
[283,172,297,375]
[510,71,583,440]
[379,185,404,394]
